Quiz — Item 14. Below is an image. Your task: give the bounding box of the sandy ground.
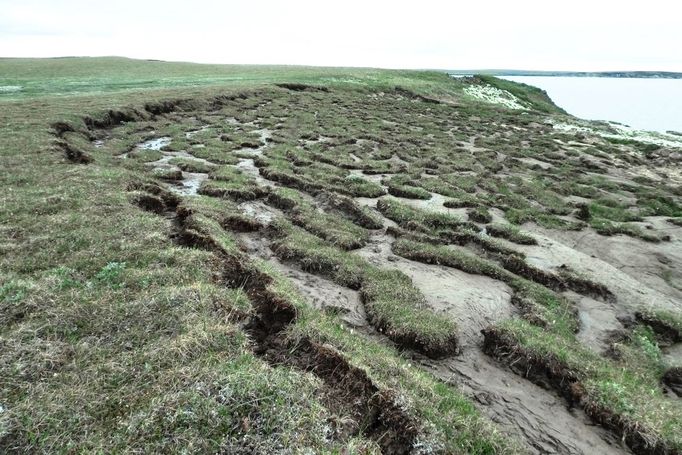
[463,85,528,110]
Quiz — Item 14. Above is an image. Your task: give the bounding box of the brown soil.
[421,348,629,454]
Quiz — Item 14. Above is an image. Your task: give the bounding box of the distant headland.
[446,69,682,79]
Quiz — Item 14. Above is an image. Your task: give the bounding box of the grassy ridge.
[0,56,463,100]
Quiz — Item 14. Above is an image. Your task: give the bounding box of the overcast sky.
[1,0,680,71]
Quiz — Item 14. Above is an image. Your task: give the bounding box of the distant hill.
[447,69,682,79]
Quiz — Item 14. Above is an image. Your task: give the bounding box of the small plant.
[51,266,82,290]
[95,262,127,289]
[0,280,28,303]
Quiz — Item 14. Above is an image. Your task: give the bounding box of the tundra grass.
[167,157,216,173]
[245,262,518,454]
[377,196,465,231]
[199,166,267,200]
[290,207,370,251]
[486,223,538,245]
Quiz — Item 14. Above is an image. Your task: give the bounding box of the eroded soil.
[59,83,682,454]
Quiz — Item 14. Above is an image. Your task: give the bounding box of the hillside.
[1,57,682,454]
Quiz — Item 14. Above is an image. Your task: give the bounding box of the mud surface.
[356,230,513,343]
[322,208,627,453]
[421,349,631,455]
[526,224,682,308]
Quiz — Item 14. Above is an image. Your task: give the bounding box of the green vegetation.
[168,157,216,173]
[268,187,371,250]
[378,196,465,231]
[475,75,566,114]
[199,166,267,200]
[486,223,538,245]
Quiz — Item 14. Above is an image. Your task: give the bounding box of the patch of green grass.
[151,166,183,180]
[272,222,368,289]
[168,157,216,173]
[416,177,460,197]
[322,192,384,230]
[505,207,584,230]
[486,223,537,245]
[187,145,240,164]
[586,201,642,222]
[637,308,682,341]
[637,193,682,217]
[360,267,458,357]
[94,261,127,289]
[291,207,370,250]
[377,196,464,231]
[343,175,386,198]
[468,206,492,223]
[199,166,267,201]
[386,175,432,199]
[590,218,663,242]
[266,188,371,249]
